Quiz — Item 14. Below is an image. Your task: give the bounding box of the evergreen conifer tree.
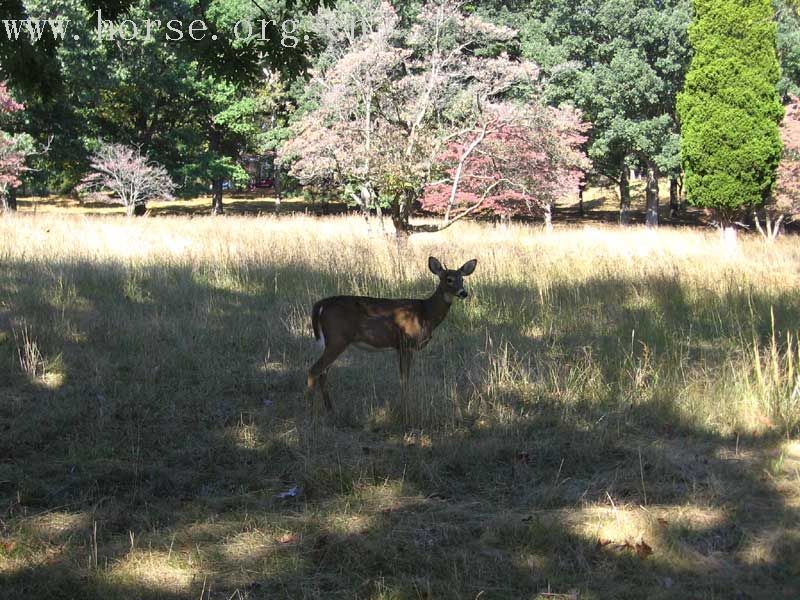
[677,0,784,228]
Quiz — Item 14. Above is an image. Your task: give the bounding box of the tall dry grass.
[3,213,798,431]
[1,213,799,599]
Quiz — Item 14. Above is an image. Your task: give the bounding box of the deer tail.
[311,300,325,348]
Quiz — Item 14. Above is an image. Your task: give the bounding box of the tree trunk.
[753,209,785,242]
[718,212,738,247]
[209,124,224,215]
[721,225,737,247]
[392,214,409,239]
[498,214,511,232]
[578,185,585,218]
[619,163,631,225]
[645,161,659,227]
[274,164,281,215]
[444,123,488,223]
[669,177,679,219]
[391,192,409,238]
[375,200,385,232]
[389,188,424,239]
[543,202,553,232]
[1,188,17,212]
[211,178,224,215]
[357,184,374,230]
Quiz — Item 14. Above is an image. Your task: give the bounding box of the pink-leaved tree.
[421,103,590,231]
[755,95,800,239]
[78,143,176,216]
[279,0,588,235]
[770,95,800,233]
[0,82,26,212]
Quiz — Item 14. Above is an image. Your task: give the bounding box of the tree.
[757,94,800,237]
[517,0,692,225]
[420,103,589,231]
[280,0,569,234]
[0,82,27,211]
[78,142,175,215]
[279,0,407,224]
[4,0,321,210]
[677,0,784,232]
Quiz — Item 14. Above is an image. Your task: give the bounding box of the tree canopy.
[515,0,692,224]
[1,0,799,228]
[278,0,588,233]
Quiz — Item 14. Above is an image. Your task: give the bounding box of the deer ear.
[428,256,444,275]
[460,258,477,276]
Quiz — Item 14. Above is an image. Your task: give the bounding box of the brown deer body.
[307,257,477,410]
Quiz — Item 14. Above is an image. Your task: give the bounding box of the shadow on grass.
[0,255,798,598]
[553,195,713,229]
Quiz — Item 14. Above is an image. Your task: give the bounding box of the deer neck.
[423,284,453,331]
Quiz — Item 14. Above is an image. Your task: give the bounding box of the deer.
[306,257,478,411]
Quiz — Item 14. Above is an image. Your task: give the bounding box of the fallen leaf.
[635,541,653,559]
[278,533,297,544]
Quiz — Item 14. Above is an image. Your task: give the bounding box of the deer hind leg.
[398,348,414,407]
[307,341,347,411]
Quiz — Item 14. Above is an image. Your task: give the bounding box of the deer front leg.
[308,341,347,411]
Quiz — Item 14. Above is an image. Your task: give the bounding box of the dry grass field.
[1,212,800,599]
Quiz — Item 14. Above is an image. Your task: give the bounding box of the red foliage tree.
[421,103,590,229]
[0,82,26,211]
[776,95,800,213]
[756,95,800,239]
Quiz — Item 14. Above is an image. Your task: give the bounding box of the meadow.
[1,212,799,599]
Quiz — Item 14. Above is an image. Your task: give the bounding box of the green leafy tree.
[677,0,784,229]
[516,0,692,225]
[4,0,318,211]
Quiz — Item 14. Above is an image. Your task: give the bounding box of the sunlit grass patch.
[106,550,196,594]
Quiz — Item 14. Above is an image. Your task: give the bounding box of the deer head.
[428,256,478,301]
